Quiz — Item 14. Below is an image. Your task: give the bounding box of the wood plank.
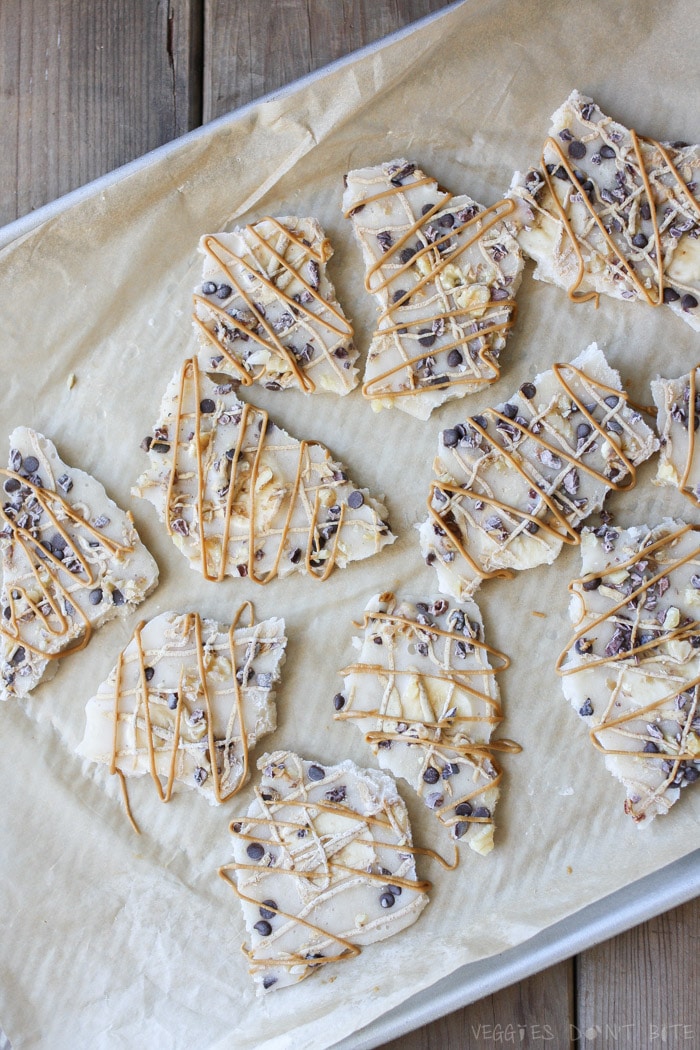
[378,962,574,1049]
[576,898,700,1044]
[203,0,455,120]
[0,0,203,226]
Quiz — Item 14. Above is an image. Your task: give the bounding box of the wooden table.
[1,2,697,1046]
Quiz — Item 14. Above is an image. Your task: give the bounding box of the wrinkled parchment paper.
[1,1,700,1047]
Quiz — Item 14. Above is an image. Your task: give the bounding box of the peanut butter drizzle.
[556,525,700,794]
[0,468,133,661]
[556,523,700,676]
[338,607,520,832]
[108,604,271,830]
[346,171,518,400]
[219,782,454,982]
[162,356,364,585]
[194,220,353,394]
[539,131,700,308]
[427,363,643,585]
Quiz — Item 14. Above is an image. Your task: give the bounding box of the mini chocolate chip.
[89,588,103,606]
[23,456,39,473]
[454,821,470,838]
[144,666,155,682]
[259,900,278,920]
[254,920,272,937]
[307,764,325,782]
[582,576,601,591]
[579,698,594,717]
[568,140,586,159]
[200,398,216,414]
[520,382,536,399]
[447,349,463,367]
[442,428,460,448]
[247,842,265,861]
[501,402,518,419]
[423,767,440,784]
[380,891,395,909]
[599,144,616,159]
[112,589,125,606]
[333,693,346,710]
[201,281,217,295]
[576,422,592,441]
[152,441,170,454]
[681,294,698,311]
[632,232,648,248]
[663,287,681,303]
[455,801,472,817]
[603,395,619,408]
[9,646,26,666]
[640,202,652,221]
[289,547,302,564]
[347,490,364,509]
[399,246,417,263]
[262,976,277,989]
[3,478,20,494]
[391,289,407,304]
[472,806,491,819]
[216,284,232,299]
[643,741,659,753]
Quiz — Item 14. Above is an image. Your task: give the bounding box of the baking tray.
[1,3,698,1047]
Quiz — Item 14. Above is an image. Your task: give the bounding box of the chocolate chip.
[144,666,155,682]
[455,801,472,817]
[200,398,216,414]
[347,490,364,509]
[520,382,536,399]
[582,576,601,591]
[643,742,659,753]
[89,588,103,606]
[442,428,460,448]
[576,422,592,441]
[640,202,652,221]
[599,144,616,159]
[472,806,491,819]
[454,821,470,838]
[663,287,681,303]
[259,900,278,920]
[254,920,272,937]
[262,976,277,990]
[447,349,463,367]
[216,284,232,299]
[307,764,325,782]
[380,891,395,909]
[566,140,586,159]
[3,478,20,494]
[333,693,346,710]
[152,441,170,454]
[23,456,39,473]
[501,402,518,419]
[289,547,302,564]
[423,767,440,784]
[681,294,698,311]
[603,395,619,408]
[9,646,25,666]
[579,698,594,717]
[632,232,648,248]
[247,842,265,861]
[201,281,217,295]
[399,246,417,264]
[112,589,125,607]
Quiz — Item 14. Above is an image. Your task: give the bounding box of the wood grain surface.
[0,2,698,1047]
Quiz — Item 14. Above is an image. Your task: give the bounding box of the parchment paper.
[1,1,699,1047]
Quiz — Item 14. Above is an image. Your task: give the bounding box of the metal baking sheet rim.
[0,2,697,1046]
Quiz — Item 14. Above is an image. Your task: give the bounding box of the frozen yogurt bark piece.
[336,592,517,855]
[343,159,523,419]
[193,216,358,394]
[417,343,658,600]
[133,358,394,582]
[0,429,158,702]
[557,520,700,822]
[219,750,430,993]
[652,365,700,506]
[79,608,286,820]
[509,90,700,330]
